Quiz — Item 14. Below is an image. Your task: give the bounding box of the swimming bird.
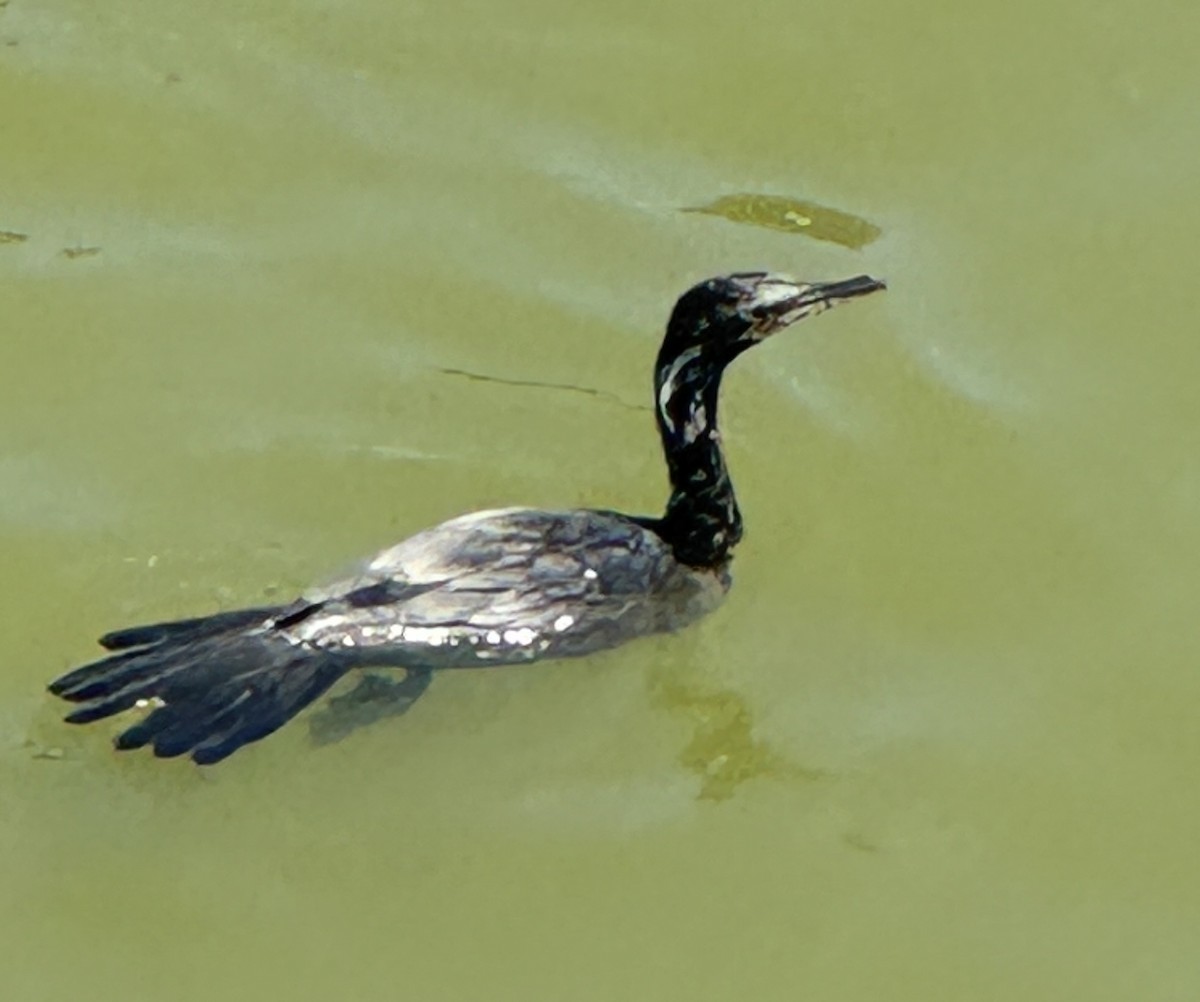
[48,272,885,764]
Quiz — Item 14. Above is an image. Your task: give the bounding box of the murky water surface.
[4,1,1200,998]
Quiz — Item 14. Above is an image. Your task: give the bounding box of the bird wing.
[278,507,717,668]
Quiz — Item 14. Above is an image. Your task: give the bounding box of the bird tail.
[48,606,350,765]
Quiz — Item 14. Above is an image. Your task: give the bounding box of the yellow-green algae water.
[3,1,1200,999]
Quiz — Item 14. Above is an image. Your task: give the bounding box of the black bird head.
[660,272,886,368]
[650,270,884,567]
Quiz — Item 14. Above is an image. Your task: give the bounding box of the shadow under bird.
[48,271,886,764]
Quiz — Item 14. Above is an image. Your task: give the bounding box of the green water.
[4,0,1200,998]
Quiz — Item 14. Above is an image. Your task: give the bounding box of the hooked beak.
[741,273,886,338]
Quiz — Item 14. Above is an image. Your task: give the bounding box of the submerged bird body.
[49,272,884,763]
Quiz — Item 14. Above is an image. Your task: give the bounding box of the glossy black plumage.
[48,272,884,763]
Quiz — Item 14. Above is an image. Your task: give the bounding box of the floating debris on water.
[682,193,881,249]
[437,365,648,412]
[0,230,28,244]
[61,246,102,259]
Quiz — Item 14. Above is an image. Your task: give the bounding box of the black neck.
[650,345,743,567]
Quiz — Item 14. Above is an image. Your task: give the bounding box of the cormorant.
[48,271,885,764]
